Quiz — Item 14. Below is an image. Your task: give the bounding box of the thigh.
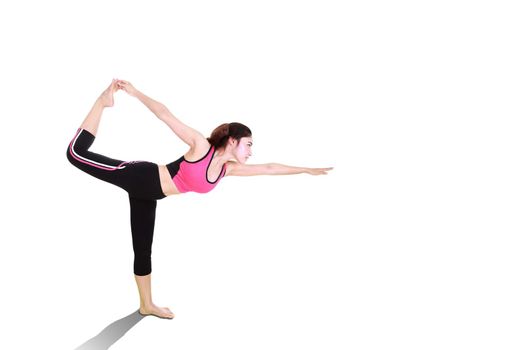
[129,197,157,254]
[67,129,165,200]
[67,128,130,189]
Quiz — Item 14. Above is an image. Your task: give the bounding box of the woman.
[67,79,332,319]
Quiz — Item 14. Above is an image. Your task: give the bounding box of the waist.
[158,164,181,195]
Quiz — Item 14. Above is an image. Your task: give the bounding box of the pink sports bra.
[166,146,226,194]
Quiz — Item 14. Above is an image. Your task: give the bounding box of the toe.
[163,308,175,318]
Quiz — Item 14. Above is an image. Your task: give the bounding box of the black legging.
[67,128,166,276]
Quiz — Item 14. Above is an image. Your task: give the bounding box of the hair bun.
[222,124,230,137]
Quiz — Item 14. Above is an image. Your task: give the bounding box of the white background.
[1,1,524,349]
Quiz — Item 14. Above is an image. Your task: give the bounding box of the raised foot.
[99,79,118,107]
[139,304,175,319]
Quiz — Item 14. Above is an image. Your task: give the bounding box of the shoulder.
[224,161,238,176]
[184,139,212,162]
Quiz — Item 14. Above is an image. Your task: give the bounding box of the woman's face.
[232,137,253,163]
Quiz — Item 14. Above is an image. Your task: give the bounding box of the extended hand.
[116,79,139,97]
[306,167,333,175]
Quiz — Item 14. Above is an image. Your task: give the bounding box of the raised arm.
[226,162,333,176]
[116,80,205,147]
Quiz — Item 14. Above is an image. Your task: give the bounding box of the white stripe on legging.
[69,129,127,171]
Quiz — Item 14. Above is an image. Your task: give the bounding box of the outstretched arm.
[226,162,333,176]
[117,80,205,147]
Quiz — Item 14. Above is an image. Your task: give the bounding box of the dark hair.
[207,122,252,149]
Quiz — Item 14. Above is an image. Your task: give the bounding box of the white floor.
[2,1,525,349]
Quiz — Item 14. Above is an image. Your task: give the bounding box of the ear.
[229,137,238,146]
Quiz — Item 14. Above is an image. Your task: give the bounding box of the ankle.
[94,97,107,109]
[140,301,154,309]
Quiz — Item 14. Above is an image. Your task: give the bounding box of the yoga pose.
[67,79,332,319]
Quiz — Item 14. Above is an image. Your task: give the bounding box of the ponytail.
[207,123,230,148]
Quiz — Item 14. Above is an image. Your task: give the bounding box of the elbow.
[156,104,170,119]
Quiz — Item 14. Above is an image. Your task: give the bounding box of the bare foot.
[139,304,175,319]
[99,79,118,107]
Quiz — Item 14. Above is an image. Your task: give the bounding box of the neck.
[213,146,233,166]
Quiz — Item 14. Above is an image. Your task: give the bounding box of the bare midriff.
[158,164,180,196]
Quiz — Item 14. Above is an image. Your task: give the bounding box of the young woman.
[67,79,332,319]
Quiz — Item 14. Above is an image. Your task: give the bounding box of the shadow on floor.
[75,310,145,350]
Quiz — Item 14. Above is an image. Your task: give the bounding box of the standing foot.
[139,304,175,319]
